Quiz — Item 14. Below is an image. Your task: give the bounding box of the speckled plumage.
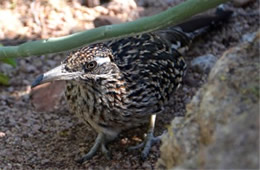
[64,33,186,138]
[31,8,232,162]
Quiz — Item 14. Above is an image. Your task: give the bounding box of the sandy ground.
[0,0,259,169]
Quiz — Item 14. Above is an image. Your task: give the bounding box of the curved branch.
[0,0,229,58]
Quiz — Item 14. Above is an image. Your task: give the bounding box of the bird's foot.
[128,130,166,160]
[76,133,111,164]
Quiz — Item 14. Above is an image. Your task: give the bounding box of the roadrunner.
[32,8,232,163]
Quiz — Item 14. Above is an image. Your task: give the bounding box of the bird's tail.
[156,6,233,50]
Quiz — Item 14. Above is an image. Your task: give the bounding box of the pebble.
[0,63,14,75]
[0,0,258,169]
[191,54,217,74]
[46,60,58,67]
[242,32,257,43]
[0,132,6,137]
[93,15,123,27]
[233,0,256,7]
[19,60,37,73]
[142,162,152,169]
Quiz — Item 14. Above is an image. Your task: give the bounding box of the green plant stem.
[0,0,229,58]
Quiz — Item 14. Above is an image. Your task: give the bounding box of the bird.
[31,7,232,163]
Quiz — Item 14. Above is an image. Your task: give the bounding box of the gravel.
[0,0,259,169]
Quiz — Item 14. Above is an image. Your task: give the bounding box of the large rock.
[157,31,260,169]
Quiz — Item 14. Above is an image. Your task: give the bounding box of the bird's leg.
[129,114,165,160]
[76,133,111,164]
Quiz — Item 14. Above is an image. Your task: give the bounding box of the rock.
[142,162,152,169]
[81,0,100,8]
[0,10,25,39]
[93,15,123,27]
[242,32,257,42]
[197,109,259,169]
[232,0,256,7]
[30,81,66,112]
[0,63,14,76]
[19,60,37,73]
[190,54,217,74]
[157,31,260,169]
[0,132,6,138]
[106,0,140,21]
[46,60,58,68]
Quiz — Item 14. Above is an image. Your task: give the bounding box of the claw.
[76,133,112,164]
[101,144,112,160]
[128,114,166,160]
[128,130,165,160]
[141,132,164,160]
[128,142,145,150]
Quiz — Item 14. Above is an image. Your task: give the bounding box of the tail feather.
[156,7,233,51]
[176,8,233,38]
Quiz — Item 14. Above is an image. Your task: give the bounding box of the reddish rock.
[30,81,66,112]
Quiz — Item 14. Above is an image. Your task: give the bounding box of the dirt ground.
[0,0,259,169]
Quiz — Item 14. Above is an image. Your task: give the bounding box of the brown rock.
[30,81,66,112]
[157,31,260,169]
[232,0,256,7]
[93,15,123,27]
[82,0,100,8]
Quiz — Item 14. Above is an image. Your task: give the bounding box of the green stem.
[0,0,229,58]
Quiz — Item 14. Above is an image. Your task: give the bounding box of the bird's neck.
[69,73,128,112]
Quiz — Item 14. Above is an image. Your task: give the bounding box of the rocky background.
[157,30,260,169]
[0,0,259,169]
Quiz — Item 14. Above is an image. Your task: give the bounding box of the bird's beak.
[31,64,82,88]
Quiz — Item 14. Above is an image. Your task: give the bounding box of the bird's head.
[31,44,118,88]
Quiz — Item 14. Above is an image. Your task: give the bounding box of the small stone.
[82,0,100,7]
[0,63,14,76]
[46,60,58,68]
[25,65,37,73]
[232,0,256,7]
[242,32,257,43]
[94,6,109,15]
[115,152,123,159]
[22,79,31,85]
[0,132,6,137]
[41,159,50,164]
[34,59,43,67]
[191,54,217,74]
[93,15,123,27]
[19,60,36,73]
[142,162,152,169]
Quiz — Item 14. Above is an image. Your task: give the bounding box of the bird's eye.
[85,61,97,70]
